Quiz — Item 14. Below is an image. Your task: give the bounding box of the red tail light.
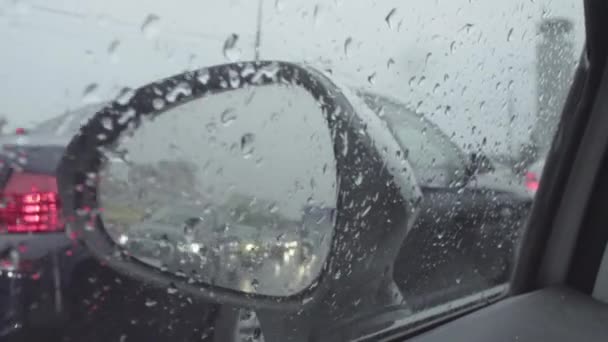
[525,171,540,193]
[0,173,62,233]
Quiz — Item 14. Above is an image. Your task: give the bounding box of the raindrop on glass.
[167,283,178,295]
[461,23,474,34]
[240,133,255,158]
[425,52,432,67]
[268,203,279,214]
[221,108,237,126]
[354,173,363,186]
[344,37,353,58]
[153,98,165,110]
[101,117,114,131]
[507,28,514,42]
[385,8,397,29]
[367,72,376,84]
[108,39,120,63]
[82,83,100,104]
[145,299,158,307]
[141,14,161,40]
[223,33,240,62]
[408,76,416,87]
[313,4,322,26]
[116,87,135,105]
[387,58,395,69]
[197,70,210,85]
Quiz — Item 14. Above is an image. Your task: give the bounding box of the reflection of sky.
[0,0,585,156]
[121,84,337,220]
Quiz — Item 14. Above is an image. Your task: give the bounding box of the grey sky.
[0,0,585,155]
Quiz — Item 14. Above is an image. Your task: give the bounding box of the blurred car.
[358,91,533,306]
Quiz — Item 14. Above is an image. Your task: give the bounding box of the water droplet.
[108,40,120,63]
[141,14,161,40]
[444,105,452,116]
[387,58,395,69]
[416,101,424,112]
[354,173,363,186]
[220,108,236,126]
[240,133,255,158]
[101,117,114,131]
[313,4,322,26]
[152,98,165,110]
[197,70,210,85]
[417,76,426,86]
[228,69,240,88]
[145,299,158,307]
[115,87,135,105]
[167,283,178,295]
[433,83,440,94]
[82,83,100,104]
[251,278,259,289]
[206,122,217,134]
[165,82,192,103]
[449,41,457,54]
[507,28,514,42]
[344,37,353,57]
[385,8,397,29]
[367,73,376,84]
[425,52,432,67]
[408,76,416,87]
[461,23,474,34]
[268,203,279,214]
[223,33,240,62]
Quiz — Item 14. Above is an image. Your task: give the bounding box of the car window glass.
[0,0,586,341]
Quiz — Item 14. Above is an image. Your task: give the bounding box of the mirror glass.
[98,84,338,297]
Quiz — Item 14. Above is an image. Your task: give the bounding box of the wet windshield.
[0,1,586,341]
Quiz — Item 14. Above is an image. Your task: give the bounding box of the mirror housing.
[57,61,421,314]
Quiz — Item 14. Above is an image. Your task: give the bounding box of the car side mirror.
[56,61,421,339]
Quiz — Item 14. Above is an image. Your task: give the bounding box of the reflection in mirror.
[98,84,337,297]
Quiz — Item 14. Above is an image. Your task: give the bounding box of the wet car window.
[0,0,586,341]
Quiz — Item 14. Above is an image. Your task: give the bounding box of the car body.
[358,91,533,308]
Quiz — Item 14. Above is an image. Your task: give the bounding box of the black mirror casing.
[57,61,421,338]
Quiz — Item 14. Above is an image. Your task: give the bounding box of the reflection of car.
[358,92,533,300]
